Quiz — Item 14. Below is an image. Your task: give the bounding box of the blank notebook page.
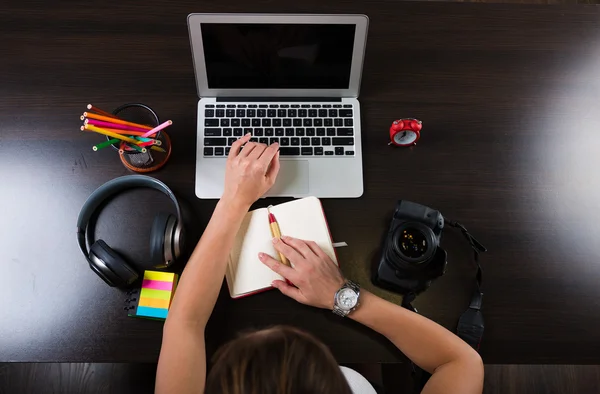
[271,197,337,265]
[227,197,336,297]
[229,208,282,297]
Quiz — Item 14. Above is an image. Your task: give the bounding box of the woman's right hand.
[222,134,280,209]
[258,236,345,310]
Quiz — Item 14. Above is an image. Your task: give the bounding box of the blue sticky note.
[136,306,168,319]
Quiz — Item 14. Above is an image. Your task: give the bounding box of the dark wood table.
[2,0,600,364]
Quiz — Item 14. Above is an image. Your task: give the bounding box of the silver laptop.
[187,14,369,198]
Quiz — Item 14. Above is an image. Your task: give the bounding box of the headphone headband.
[76,175,183,258]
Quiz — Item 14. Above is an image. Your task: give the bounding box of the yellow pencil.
[82,124,141,145]
[149,145,166,153]
[268,209,290,266]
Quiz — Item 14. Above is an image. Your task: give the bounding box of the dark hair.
[205,325,352,394]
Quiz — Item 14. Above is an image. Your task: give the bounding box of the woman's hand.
[222,134,280,209]
[258,236,345,309]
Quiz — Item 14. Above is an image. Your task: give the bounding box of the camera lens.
[389,222,437,267]
[399,228,428,259]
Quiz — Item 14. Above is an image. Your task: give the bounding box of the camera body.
[373,200,448,295]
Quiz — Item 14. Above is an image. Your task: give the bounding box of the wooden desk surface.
[2,0,600,364]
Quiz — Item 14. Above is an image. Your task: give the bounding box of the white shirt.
[340,366,378,394]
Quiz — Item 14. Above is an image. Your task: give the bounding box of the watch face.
[336,288,358,311]
[393,130,418,145]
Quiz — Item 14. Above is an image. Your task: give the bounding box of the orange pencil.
[268,210,290,267]
[87,104,119,119]
[83,112,153,130]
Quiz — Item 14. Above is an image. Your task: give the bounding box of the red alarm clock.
[389,118,423,147]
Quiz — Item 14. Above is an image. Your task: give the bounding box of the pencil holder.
[109,103,172,173]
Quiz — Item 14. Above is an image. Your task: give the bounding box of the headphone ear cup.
[150,212,171,268]
[89,240,139,287]
[163,215,178,265]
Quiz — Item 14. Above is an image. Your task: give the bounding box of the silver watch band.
[332,280,361,317]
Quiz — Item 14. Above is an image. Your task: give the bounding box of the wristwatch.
[333,280,361,317]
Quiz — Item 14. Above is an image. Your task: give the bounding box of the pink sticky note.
[142,279,173,291]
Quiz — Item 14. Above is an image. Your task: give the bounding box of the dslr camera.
[373,200,448,295]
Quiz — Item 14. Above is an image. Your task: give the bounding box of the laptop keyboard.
[202,103,355,157]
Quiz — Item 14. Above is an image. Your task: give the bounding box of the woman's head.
[205,325,352,394]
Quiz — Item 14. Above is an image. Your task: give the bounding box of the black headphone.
[76,175,186,287]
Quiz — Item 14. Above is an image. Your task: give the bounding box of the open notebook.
[226,197,337,298]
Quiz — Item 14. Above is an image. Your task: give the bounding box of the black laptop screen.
[200,23,356,89]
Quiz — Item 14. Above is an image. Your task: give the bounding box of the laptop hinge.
[216,97,342,102]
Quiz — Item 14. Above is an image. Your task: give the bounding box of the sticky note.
[126,270,178,321]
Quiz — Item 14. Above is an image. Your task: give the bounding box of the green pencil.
[93,138,119,151]
[127,142,147,153]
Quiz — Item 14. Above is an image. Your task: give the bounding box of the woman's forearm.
[157,136,281,394]
[166,198,249,327]
[261,235,484,394]
[350,291,483,378]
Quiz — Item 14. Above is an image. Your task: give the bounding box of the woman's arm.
[259,237,484,394]
[155,134,280,394]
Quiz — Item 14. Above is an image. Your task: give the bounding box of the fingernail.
[258,252,265,259]
[272,237,279,244]
[271,281,278,288]
[245,133,251,137]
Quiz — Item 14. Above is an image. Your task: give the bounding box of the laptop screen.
[200,23,356,90]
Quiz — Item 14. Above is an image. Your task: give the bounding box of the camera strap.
[400,219,487,350]
[445,218,487,351]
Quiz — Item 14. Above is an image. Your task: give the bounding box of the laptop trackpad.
[266,160,309,197]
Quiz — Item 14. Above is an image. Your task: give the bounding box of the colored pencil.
[130,135,160,144]
[83,112,153,130]
[87,104,118,119]
[128,143,147,153]
[93,138,119,151]
[150,145,166,153]
[132,136,154,142]
[138,140,158,147]
[140,120,172,138]
[85,118,150,133]
[268,210,290,267]
[82,124,149,137]
[123,138,165,153]
[82,124,141,145]
[132,136,161,146]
